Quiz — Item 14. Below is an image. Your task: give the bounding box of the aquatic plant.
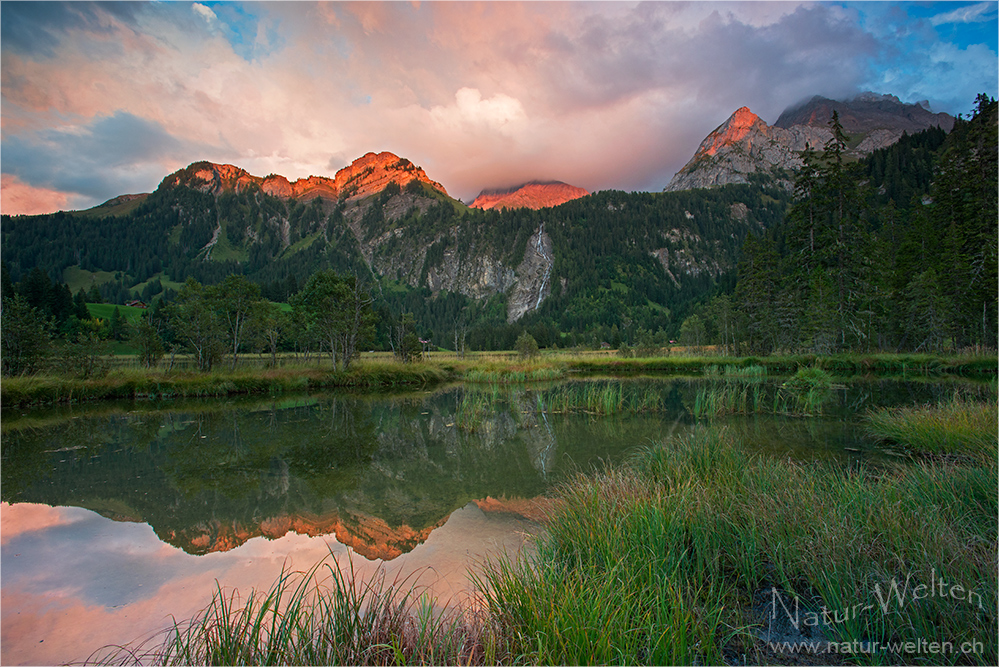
[865,395,998,462]
[482,426,998,665]
[88,553,510,666]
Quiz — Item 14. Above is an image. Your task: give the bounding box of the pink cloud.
[1,1,993,211]
[0,175,78,215]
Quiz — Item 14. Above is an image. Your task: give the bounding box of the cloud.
[0,175,81,215]
[930,2,998,26]
[429,88,526,133]
[0,1,996,214]
[2,112,195,202]
[191,3,219,27]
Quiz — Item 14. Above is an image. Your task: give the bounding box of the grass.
[0,361,449,407]
[88,552,510,666]
[538,381,664,415]
[481,425,998,665]
[3,350,994,408]
[693,367,835,419]
[865,394,998,462]
[86,303,147,323]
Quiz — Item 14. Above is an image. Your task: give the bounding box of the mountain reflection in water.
[2,385,680,559]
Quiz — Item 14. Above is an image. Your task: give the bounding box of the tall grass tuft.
[89,552,509,666]
[865,395,998,462]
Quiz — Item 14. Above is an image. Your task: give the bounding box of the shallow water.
[1,377,986,664]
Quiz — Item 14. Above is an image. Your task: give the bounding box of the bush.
[515,331,539,359]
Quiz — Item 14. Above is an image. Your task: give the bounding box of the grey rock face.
[666,93,954,193]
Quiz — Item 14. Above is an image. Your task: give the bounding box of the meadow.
[2,349,994,407]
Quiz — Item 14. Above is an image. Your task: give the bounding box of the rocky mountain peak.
[695,106,768,158]
[666,91,956,193]
[470,181,588,210]
[161,152,448,203]
[774,92,954,134]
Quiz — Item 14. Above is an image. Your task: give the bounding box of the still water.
[1,377,984,665]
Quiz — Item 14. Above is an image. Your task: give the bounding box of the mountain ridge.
[470,181,589,210]
[665,92,955,192]
[163,151,450,204]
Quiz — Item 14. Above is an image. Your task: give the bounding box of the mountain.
[774,92,955,136]
[470,181,589,210]
[665,92,955,192]
[165,151,448,202]
[2,149,790,345]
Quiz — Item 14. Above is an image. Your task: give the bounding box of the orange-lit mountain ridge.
[470,181,589,210]
[163,151,449,203]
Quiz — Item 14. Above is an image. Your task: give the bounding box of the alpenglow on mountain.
[665,92,955,192]
[470,181,589,211]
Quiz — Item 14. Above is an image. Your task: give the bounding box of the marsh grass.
[88,553,510,666]
[1,362,449,407]
[482,426,998,665]
[462,366,564,384]
[693,367,835,419]
[83,416,997,666]
[865,395,998,462]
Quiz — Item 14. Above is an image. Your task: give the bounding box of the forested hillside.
[2,166,790,350]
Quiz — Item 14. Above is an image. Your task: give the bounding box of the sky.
[1,1,996,215]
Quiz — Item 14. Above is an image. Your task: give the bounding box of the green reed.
[481,425,997,665]
[89,552,510,666]
[865,394,998,462]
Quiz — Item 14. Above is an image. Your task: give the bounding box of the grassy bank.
[866,395,998,462]
[3,351,993,407]
[1,361,449,407]
[90,399,997,665]
[483,422,997,665]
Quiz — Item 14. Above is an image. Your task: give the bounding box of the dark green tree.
[209,274,264,369]
[165,278,224,371]
[1,294,50,376]
[515,330,540,359]
[130,316,165,368]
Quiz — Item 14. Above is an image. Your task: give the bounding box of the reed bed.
[692,367,835,419]
[461,366,565,384]
[482,426,998,665]
[537,381,666,415]
[865,395,998,462]
[1,362,450,407]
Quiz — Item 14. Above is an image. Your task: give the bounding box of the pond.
[0,376,988,665]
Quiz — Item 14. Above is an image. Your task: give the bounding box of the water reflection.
[3,386,677,559]
[4,378,984,559]
[1,377,989,665]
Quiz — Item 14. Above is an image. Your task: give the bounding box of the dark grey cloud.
[2,112,196,200]
[536,4,878,123]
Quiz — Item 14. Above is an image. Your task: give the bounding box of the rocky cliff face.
[774,92,955,135]
[506,225,555,322]
[470,181,588,210]
[163,152,448,203]
[665,93,955,192]
[664,107,823,191]
[160,153,560,321]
